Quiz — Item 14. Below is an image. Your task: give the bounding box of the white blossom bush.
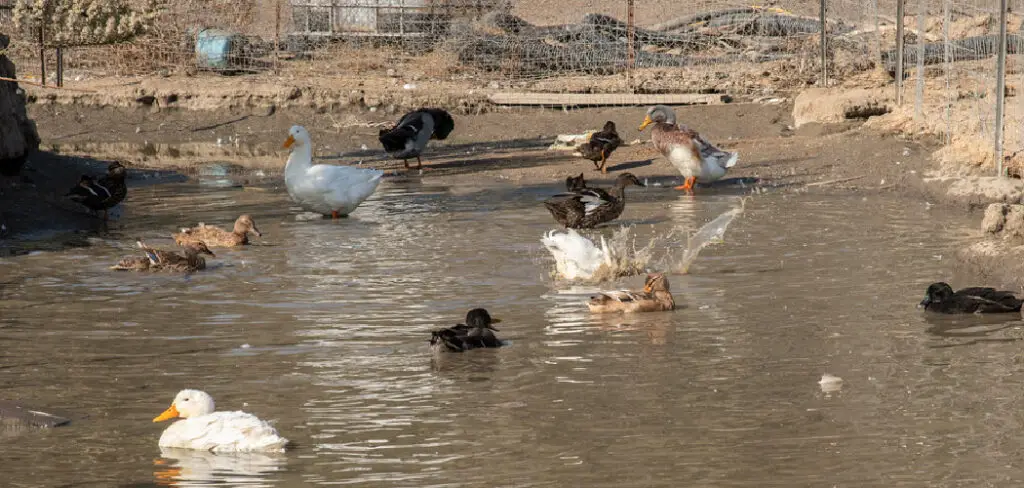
[13,0,164,46]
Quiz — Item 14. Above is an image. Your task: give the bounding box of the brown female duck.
[544,172,644,229]
[111,240,215,273]
[587,273,675,313]
[65,161,128,221]
[173,215,262,248]
[577,121,623,174]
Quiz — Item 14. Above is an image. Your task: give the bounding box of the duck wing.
[956,287,1023,311]
[684,124,738,170]
[421,108,455,140]
[590,290,645,306]
[379,111,428,154]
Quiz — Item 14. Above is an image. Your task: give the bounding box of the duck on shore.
[378,108,455,171]
[639,105,737,193]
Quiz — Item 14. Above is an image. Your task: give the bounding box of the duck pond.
[2,172,1020,487]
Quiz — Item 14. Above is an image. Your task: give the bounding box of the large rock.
[0,33,40,176]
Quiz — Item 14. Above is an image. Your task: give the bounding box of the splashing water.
[542,198,747,283]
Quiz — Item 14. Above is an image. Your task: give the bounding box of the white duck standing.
[638,105,738,193]
[283,125,384,218]
[153,389,290,453]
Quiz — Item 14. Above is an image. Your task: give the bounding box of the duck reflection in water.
[154,447,286,487]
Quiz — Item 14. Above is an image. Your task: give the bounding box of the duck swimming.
[111,240,215,273]
[378,108,455,171]
[173,215,262,247]
[918,282,1024,314]
[565,173,588,192]
[544,172,644,229]
[153,389,290,453]
[576,121,623,174]
[284,125,383,218]
[430,308,504,352]
[588,272,675,313]
[638,105,738,193]
[65,161,127,221]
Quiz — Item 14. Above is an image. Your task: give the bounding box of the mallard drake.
[543,172,644,229]
[638,105,738,193]
[111,240,215,273]
[588,273,675,313]
[378,108,455,171]
[65,161,127,221]
[284,125,384,219]
[577,121,623,174]
[173,215,262,248]
[153,389,289,453]
[565,173,588,192]
[918,282,1024,314]
[429,308,504,353]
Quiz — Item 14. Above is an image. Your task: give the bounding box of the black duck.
[577,121,623,174]
[378,108,455,170]
[430,308,504,353]
[66,161,127,221]
[918,282,1024,314]
[544,172,644,229]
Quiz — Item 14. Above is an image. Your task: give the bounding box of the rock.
[982,203,1024,239]
[982,203,1009,233]
[0,34,41,176]
[792,87,894,128]
[0,400,71,428]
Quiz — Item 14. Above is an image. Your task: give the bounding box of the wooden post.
[626,0,635,94]
[995,0,1009,177]
[895,0,904,105]
[819,0,827,86]
[37,25,45,87]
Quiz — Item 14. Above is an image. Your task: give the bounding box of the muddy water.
[1,177,1015,487]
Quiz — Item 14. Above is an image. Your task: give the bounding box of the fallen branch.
[0,76,97,93]
[804,175,866,187]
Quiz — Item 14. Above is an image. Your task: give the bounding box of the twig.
[803,175,866,187]
[0,76,97,93]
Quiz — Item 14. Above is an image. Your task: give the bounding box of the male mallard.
[378,108,455,171]
[565,173,588,192]
[544,172,644,229]
[284,125,384,219]
[111,240,215,273]
[577,121,623,174]
[173,215,262,248]
[588,273,675,314]
[918,282,1024,314]
[429,308,504,353]
[65,161,128,221]
[638,105,738,193]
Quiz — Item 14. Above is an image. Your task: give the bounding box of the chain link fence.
[0,0,1022,175]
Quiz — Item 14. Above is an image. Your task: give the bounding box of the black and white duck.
[66,161,127,221]
[429,308,504,353]
[544,172,644,229]
[378,108,455,171]
[577,121,623,174]
[918,282,1024,314]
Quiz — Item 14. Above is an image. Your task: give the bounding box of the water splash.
[667,199,746,274]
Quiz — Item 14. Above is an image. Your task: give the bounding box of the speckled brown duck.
[587,273,675,314]
[173,215,262,248]
[111,240,215,273]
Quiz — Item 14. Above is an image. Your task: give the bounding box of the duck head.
[615,172,644,188]
[566,173,586,192]
[234,214,262,237]
[466,308,501,331]
[283,125,311,151]
[639,105,676,131]
[183,241,216,258]
[107,161,127,179]
[644,273,670,294]
[602,120,617,133]
[919,282,954,309]
[153,389,216,422]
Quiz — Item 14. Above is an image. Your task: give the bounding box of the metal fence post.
[914,0,925,119]
[274,0,281,75]
[819,0,827,86]
[995,0,1009,177]
[56,46,63,87]
[37,25,45,87]
[895,0,904,105]
[626,0,635,94]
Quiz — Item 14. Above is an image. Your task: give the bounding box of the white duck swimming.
[283,125,384,218]
[153,389,290,453]
[638,105,738,193]
[541,228,613,281]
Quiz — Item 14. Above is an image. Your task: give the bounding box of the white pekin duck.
[638,105,738,193]
[153,389,290,453]
[541,228,613,281]
[378,108,455,171]
[283,125,383,219]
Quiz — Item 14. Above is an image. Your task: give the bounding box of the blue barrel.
[195,29,236,70]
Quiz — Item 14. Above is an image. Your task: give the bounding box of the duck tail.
[724,151,739,168]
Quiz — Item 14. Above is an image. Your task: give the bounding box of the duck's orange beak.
[643,285,653,294]
[638,115,653,131]
[153,404,179,422]
[282,135,295,149]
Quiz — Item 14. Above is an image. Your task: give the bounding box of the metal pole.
[37,26,45,87]
[895,0,905,105]
[56,46,63,87]
[914,0,925,119]
[819,0,827,86]
[626,0,635,94]
[274,0,281,75]
[995,0,1009,177]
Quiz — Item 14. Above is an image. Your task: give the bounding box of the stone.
[0,33,41,177]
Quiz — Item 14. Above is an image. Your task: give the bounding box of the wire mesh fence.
[0,0,1022,175]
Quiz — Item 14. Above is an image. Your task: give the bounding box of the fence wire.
[0,0,1022,175]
